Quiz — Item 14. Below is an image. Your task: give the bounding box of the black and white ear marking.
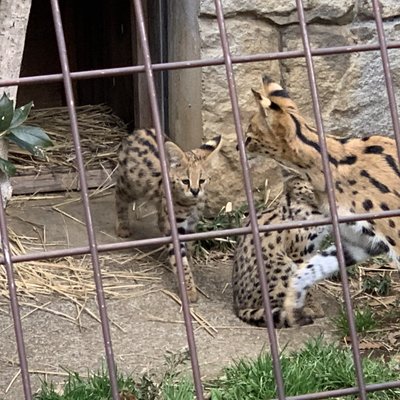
[200,135,222,151]
[199,135,223,160]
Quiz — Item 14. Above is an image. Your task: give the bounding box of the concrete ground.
[0,191,339,399]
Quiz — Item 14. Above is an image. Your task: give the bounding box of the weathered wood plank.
[10,168,115,195]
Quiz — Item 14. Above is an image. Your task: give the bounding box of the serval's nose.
[190,188,199,197]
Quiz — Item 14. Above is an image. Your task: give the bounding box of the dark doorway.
[18,0,168,128]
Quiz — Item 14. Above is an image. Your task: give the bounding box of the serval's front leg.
[115,186,131,238]
[158,209,198,303]
[167,240,198,302]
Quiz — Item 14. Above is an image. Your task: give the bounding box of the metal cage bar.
[131,0,204,398]
[213,0,287,398]
[49,0,120,398]
[0,0,399,399]
[295,0,368,398]
[0,192,32,399]
[371,0,400,160]
[1,41,400,89]
[4,208,400,266]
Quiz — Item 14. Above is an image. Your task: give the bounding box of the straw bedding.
[8,104,128,175]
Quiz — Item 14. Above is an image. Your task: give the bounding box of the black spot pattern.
[339,155,357,165]
[380,202,390,211]
[364,145,383,154]
[386,236,396,246]
[362,199,373,211]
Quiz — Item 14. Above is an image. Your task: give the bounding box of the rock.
[200,0,355,25]
[281,24,356,134]
[199,17,284,215]
[357,0,400,20]
[199,17,280,138]
[281,22,400,136]
[197,2,400,216]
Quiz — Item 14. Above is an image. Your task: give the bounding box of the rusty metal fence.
[1,0,400,399]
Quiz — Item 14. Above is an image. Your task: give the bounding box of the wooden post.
[167,0,202,150]
[0,0,32,204]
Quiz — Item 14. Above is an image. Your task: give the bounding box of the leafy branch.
[0,92,53,176]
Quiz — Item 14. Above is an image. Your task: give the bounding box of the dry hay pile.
[319,258,400,307]
[319,257,400,352]
[0,232,165,331]
[0,230,163,305]
[8,104,128,175]
[0,231,217,335]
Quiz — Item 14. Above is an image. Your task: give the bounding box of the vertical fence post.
[0,195,32,398]
[213,0,288,398]
[131,0,204,398]
[49,0,120,398]
[295,0,368,398]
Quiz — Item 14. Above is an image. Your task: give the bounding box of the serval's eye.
[181,179,190,185]
[199,179,206,185]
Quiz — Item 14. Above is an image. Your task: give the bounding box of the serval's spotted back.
[233,175,329,327]
[115,128,222,302]
[246,74,398,325]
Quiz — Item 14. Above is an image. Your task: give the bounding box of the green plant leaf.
[0,92,14,133]
[0,157,16,176]
[10,101,33,129]
[8,125,53,158]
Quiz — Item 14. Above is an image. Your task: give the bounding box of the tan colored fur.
[246,75,399,325]
[115,128,222,302]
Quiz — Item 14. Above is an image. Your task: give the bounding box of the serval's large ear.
[198,135,223,161]
[165,141,187,168]
[251,88,271,116]
[261,74,298,112]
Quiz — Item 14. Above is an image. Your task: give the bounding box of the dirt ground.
[0,191,340,399]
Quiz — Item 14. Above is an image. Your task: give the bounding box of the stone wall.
[198,0,400,215]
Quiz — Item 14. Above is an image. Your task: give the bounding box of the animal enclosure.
[1,0,400,400]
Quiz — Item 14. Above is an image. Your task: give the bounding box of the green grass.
[35,368,135,399]
[209,338,400,400]
[193,204,247,256]
[331,306,378,337]
[35,350,195,400]
[35,338,400,400]
[34,369,195,400]
[362,274,392,296]
[193,202,268,256]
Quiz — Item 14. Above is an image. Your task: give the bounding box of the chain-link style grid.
[1,0,400,399]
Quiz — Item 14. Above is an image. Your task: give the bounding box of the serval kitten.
[233,174,329,328]
[245,74,397,325]
[115,128,222,302]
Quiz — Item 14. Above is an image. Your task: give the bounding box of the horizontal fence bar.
[3,207,400,265]
[1,41,400,88]
[281,380,400,400]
